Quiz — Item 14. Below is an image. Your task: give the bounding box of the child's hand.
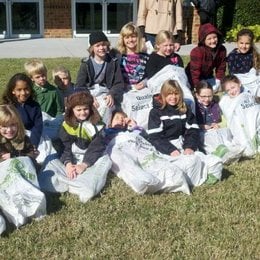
[93,97,100,108]
[203,124,212,130]
[134,82,145,90]
[1,153,11,160]
[65,162,77,179]
[211,123,220,129]
[104,95,114,107]
[75,163,88,175]
[125,118,137,129]
[170,150,181,157]
[184,148,194,155]
[174,42,181,52]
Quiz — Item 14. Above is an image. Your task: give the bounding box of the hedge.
[217,0,260,37]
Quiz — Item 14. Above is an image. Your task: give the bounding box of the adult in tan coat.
[137,0,183,50]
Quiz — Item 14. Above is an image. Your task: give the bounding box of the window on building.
[73,0,137,36]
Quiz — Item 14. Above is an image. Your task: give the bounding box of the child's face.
[31,73,47,87]
[237,35,251,54]
[196,88,213,106]
[204,33,218,49]
[157,39,175,57]
[93,42,108,60]
[224,81,241,98]
[165,92,180,106]
[54,72,71,89]
[123,34,138,53]
[12,80,31,103]
[111,113,126,128]
[0,123,18,140]
[73,105,90,121]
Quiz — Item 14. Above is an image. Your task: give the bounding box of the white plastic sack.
[42,112,64,140]
[107,132,210,195]
[145,40,154,54]
[26,129,57,164]
[39,155,112,203]
[121,87,153,129]
[219,92,260,157]
[200,128,244,164]
[0,215,6,235]
[0,157,46,227]
[147,65,195,113]
[170,137,223,180]
[90,85,114,125]
[36,135,58,164]
[235,68,260,97]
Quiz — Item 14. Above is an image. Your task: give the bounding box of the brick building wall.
[42,1,200,43]
[182,6,200,44]
[44,0,72,38]
[191,7,200,44]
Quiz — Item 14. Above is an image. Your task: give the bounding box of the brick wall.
[182,6,200,44]
[43,1,200,42]
[191,8,200,44]
[44,0,72,38]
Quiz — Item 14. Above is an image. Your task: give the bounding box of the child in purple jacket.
[195,80,244,164]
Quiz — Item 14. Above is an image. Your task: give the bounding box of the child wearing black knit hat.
[75,31,124,125]
[89,31,109,46]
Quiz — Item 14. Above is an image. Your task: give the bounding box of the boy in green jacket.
[24,59,63,117]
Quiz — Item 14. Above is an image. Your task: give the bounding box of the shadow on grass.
[45,192,64,214]
[221,167,234,180]
[92,171,117,200]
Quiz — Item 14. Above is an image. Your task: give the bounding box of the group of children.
[0,21,259,232]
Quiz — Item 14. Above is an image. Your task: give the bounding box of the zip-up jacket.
[195,99,221,125]
[147,98,200,155]
[59,121,106,167]
[75,53,124,104]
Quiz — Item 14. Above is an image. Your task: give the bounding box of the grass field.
[0,58,259,259]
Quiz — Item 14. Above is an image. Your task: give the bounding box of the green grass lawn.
[0,58,259,259]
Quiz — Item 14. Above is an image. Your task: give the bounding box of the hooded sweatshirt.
[185,23,226,89]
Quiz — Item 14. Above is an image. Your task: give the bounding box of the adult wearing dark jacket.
[185,23,226,91]
[191,0,223,25]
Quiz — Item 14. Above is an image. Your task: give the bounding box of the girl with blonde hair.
[147,80,198,157]
[117,22,149,91]
[0,104,39,162]
[146,30,183,79]
[148,80,223,184]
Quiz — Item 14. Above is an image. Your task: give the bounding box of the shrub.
[217,0,260,37]
[225,24,260,42]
